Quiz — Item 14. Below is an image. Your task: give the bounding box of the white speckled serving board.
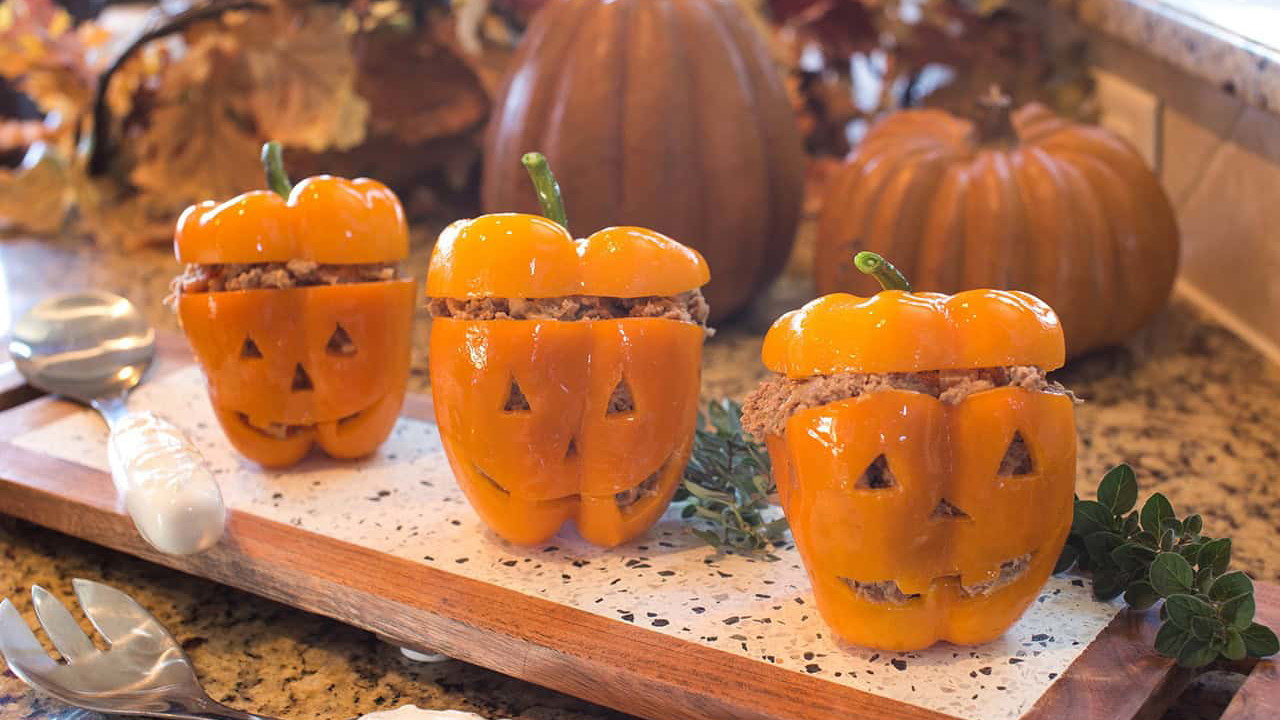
[6,365,1125,720]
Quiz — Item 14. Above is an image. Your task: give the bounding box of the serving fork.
[0,579,279,719]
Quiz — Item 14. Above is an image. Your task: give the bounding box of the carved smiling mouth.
[838,553,1034,604]
[234,406,370,439]
[472,456,672,512]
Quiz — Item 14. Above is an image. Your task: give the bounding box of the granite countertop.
[1053,0,1280,113]
[0,232,1278,719]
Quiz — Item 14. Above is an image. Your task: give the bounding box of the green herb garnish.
[1058,464,1278,668]
[677,399,788,558]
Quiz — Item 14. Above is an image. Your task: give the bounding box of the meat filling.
[840,554,1033,604]
[741,366,1074,439]
[427,290,711,328]
[172,260,398,295]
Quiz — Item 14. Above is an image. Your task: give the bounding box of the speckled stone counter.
[1052,0,1280,113]
[0,232,1277,719]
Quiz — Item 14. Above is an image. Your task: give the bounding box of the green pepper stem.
[261,141,293,199]
[521,152,569,231]
[854,251,912,292]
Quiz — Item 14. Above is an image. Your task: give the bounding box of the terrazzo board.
[11,367,1121,720]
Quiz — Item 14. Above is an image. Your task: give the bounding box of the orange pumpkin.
[481,0,804,322]
[814,91,1179,358]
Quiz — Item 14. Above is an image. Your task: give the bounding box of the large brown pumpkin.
[482,0,805,321]
[815,93,1180,358]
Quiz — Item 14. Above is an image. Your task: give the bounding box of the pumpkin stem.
[854,251,912,292]
[261,141,293,199]
[521,152,569,231]
[973,85,1018,145]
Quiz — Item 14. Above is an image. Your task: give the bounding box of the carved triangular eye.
[503,377,530,412]
[326,324,356,356]
[606,377,635,415]
[856,454,896,489]
[291,364,313,392]
[931,498,971,520]
[565,437,578,459]
[241,338,263,359]
[998,431,1034,476]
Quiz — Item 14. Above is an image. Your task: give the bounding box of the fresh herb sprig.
[677,399,788,558]
[1058,464,1278,668]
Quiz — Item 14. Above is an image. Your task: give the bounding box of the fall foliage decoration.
[0,0,492,247]
[481,0,805,322]
[814,91,1179,357]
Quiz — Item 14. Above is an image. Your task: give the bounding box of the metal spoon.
[7,292,225,555]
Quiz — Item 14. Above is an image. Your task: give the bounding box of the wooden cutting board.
[0,333,1274,720]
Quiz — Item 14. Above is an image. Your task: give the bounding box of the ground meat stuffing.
[960,554,1033,598]
[426,289,711,329]
[741,366,1075,439]
[842,579,921,604]
[614,469,663,509]
[172,260,398,296]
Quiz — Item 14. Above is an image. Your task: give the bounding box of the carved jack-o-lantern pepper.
[743,253,1076,651]
[427,154,710,547]
[174,143,415,468]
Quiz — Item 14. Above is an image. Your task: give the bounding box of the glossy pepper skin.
[175,173,414,468]
[762,289,1076,651]
[427,214,709,547]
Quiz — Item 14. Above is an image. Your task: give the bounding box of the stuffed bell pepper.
[171,142,415,468]
[742,252,1077,651]
[426,153,710,547]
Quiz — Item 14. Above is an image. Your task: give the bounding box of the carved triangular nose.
[291,364,313,392]
[931,498,971,520]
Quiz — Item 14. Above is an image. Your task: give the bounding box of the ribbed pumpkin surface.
[482,0,805,322]
[815,102,1180,358]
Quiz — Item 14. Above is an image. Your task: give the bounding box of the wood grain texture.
[1023,604,1192,720]
[0,333,1218,720]
[1220,583,1280,720]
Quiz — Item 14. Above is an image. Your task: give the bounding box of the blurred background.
[0,0,1277,359]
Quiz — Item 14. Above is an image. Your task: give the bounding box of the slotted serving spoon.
[0,579,279,719]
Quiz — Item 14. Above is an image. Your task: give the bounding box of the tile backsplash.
[1089,30,1280,361]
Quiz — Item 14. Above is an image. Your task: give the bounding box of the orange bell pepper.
[762,252,1075,651]
[175,142,414,467]
[427,153,709,547]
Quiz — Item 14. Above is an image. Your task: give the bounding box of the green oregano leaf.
[1165,594,1214,629]
[1209,571,1253,601]
[1074,500,1116,536]
[1223,628,1247,661]
[1140,493,1175,535]
[1220,594,1256,630]
[1189,615,1222,642]
[1154,621,1189,657]
[1123,581,1160,610]
[1150,552,1194,596]
[1097,464,1138,514]
[1199,538,1232,575]
[1183,514,1203,537]
[1242,623,1280,657]
[1177,637,1219,668]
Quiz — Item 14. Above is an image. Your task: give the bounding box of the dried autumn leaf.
[129,35,262,206]
[74,174,186,249]
[0,145,72,234]
[0,0,101,120]
[229,5,369,151]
